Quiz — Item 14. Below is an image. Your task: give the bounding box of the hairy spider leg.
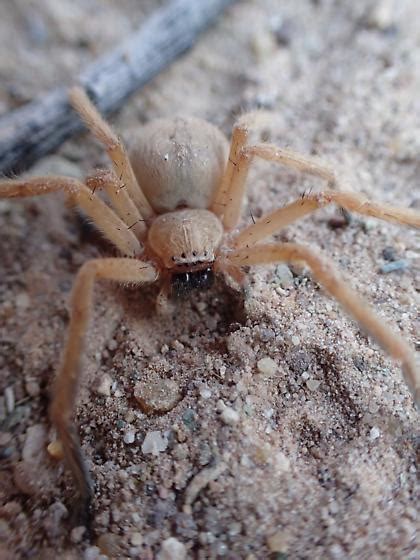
[227,242,419,408]
[50,258,158,522]
[0,176,141,256]
[86,170,145,238]
[69,87,155,223]
[211,112,336,229]
[232,189,420,249]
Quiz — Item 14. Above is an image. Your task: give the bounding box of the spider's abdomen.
[129,117,228,213]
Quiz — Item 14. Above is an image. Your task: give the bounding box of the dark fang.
[171,267,214,297]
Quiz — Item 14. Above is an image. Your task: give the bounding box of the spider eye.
[181,252,186,259]
[171,256,176,261]
[192,251,197,257]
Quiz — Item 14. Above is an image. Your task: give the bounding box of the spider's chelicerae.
[1,87,419,519]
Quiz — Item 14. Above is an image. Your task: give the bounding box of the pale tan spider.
[1,87,419,520]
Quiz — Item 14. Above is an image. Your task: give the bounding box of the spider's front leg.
[226,242,419,408]
[50,258,158,523]
[69,87,155,221]
[232,189,420,249]
[211,113,336,229]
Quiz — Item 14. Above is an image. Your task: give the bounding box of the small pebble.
[157,537,187,560]
[275,264,294,288]
[182,408,198,430]
[141,431,169,455]
[134,378,181,414]
[123,429,136,445]
[22,424,47,461]
[96,374,113,397]
[274,452,291,473]
[330,543,346,559]
[25,379,41,398]
[84,546,102,560]
[368,401,380,414]
[254,444,272,465]
[291,336,300,346]
[107,339,118,351]
[267,530,289,553]
[4,387,15,414]
[199,385,212,399]
[43,501,68,539]
[370,426,381,440]
[125,410,136,423]
[96,533,124,557]
[14,461,42,495]
[306,379,321,392]
[365,0,395,31]
[130,532,143,546]
[70,526,86,544]
[16,292,30,310]
[382,246,398,261]
[257,357,277,376]
[378,259,408,274]
[220,406,240,426]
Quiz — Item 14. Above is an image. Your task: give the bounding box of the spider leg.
[0,176,141,256]
[211,113,335,229]
[226,242,419,408]
[50,258,158,524]
[232,189,420,249]
[86,170,146,239]
[0,176,141,255]
[69,87,155,220]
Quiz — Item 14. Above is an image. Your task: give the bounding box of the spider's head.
[148,208,223,296]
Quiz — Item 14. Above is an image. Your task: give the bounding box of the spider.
[1,87,419,522]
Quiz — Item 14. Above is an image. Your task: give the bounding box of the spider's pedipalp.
[227,242,419,407]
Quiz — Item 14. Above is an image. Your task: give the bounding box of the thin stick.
[0,0,236,175]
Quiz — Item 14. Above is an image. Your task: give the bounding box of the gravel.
[0,0,418,558]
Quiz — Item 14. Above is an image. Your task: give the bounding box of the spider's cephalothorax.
[1,86,418,524]
[147,208,224,269]
[146,207,223,297]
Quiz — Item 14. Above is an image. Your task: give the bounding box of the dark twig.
[0,0,236,175]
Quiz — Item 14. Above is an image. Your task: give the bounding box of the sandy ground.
[0,0,419,558]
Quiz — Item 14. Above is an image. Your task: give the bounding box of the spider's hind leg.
[227,242,419,407]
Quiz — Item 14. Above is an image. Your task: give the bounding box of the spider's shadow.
[115,273,247,340]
